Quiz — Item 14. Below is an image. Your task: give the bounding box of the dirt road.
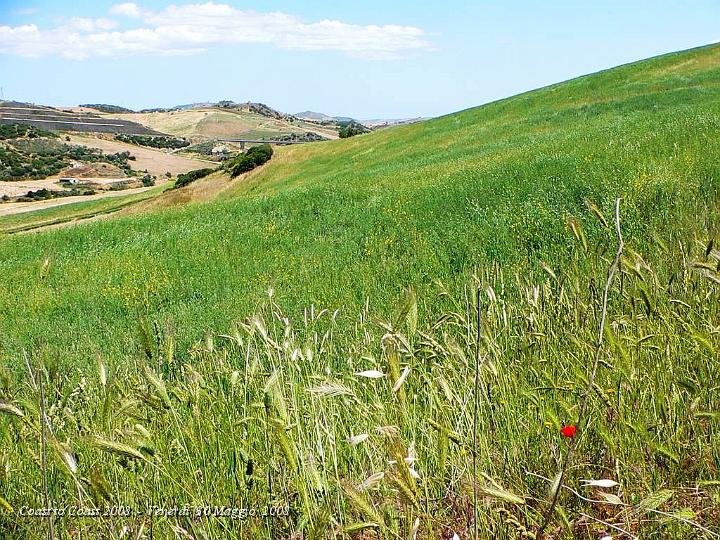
[0,185,158,217]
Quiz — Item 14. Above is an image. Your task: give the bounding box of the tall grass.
[1,218,718,538]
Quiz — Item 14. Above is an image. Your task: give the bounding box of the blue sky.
[0,1,718,118]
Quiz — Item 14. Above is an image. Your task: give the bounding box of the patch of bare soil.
[62,133,214,176]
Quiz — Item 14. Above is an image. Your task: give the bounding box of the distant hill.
[173,102,217,111]
[80,104,135,114]
[138,101,297,122]
[362,117,426,129]
[295,111,357,123]
[0,101,160,135]
[295,111,334,121]
[140,102,216,113]
[295,114,426,129]
[106,105,339,141]
[234,102,295,121]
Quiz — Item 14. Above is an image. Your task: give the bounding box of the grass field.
[0,44,719,538]
[0,185,167,234]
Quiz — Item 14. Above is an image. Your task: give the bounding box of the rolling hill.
[0,101,159,135]
[2,41,719,359]
[295,110,356,123]
[105,105,340,141]
[1,44,719,538]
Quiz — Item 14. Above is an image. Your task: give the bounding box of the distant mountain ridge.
[79,102,387,128]
[77,103,413,129]
[295,111,356,123]
[133,101,297,122]
[295,111,333,121]
[294,111,420,129]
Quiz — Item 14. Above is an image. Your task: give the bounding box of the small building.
[211,144,231,157]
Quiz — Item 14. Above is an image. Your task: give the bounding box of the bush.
[174,168,215,189]
[338,121,370,138]
[0,123,57,140]
[114,134,190,149]
[141,174,155,187]
[227,144,273,178]
[183,141,216,156]
[79,104,134,113]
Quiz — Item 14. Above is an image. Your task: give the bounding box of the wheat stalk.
[538,198,624,538]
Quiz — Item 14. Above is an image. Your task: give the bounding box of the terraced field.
[0,101,158,135]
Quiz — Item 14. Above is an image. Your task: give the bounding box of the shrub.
[174,167,215,189]
[183,141,216,155]
[227,144,273,178]
[141,174,155,187]
[338,121,370,138]
[0,123,57,140]
[114,134,190,149]
[79,104,134,113]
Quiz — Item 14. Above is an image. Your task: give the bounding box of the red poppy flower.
[560,425,577,438]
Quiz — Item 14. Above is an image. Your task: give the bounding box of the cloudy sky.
[1,1,718,118]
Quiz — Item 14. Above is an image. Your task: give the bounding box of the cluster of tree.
[0,145,67,180]
[114,134,190,149]
[0,139,135,180]
[275,132,328,143]
[0,123,57,140]
[226,144,273,178]
[338,121,370,138]
[79,104,135,113]
[174,167,216,189]
[104,151,135,175]
[16,187,95,202]
[182,141,216,156]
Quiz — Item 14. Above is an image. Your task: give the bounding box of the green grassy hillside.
[1,44,719,538]
[1,44,718,362]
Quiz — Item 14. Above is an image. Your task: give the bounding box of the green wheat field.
[1,44,719,538]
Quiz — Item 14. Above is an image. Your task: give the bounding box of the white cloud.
[0,2,433,60]
[67,18,118,32]
[109,3,143,18]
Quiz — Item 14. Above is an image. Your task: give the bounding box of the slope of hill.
[295,110,356,123]
[107,106,339,140]
[1,44,719,538]
[295,110,334,121]
[79,103,136,113]
[0,101,159,134]
[2,41,718,356]
[142,101,292,118]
